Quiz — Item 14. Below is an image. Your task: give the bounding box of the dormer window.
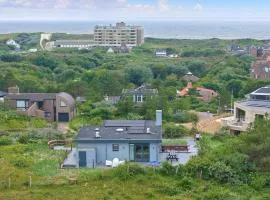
[60,100,67,107]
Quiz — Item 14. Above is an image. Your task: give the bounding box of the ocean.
[0,20,270,40]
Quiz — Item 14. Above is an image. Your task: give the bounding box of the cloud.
[0,0,124,9]
[117,0,126,3]
[158,0,169,12]
[193,3,203,12]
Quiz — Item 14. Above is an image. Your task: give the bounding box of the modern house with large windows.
[75,110,163,168]
[4,86,76,122]
[224,86,270,134]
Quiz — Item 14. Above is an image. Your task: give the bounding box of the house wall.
[55,95,75,121]
[76,141,161,167]
[42,99,55,121]
[234,102,270,123]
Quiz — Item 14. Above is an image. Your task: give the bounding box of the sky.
[0,0,269,21]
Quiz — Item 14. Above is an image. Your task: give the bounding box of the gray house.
[122,85,158,103]
[75,110,163,168]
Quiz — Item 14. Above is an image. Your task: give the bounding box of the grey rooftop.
[76,120,162,142]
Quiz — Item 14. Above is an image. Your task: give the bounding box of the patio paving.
[160,138,198,166]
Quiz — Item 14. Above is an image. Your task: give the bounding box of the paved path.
[62,148,77,168]
[160,138,198,166]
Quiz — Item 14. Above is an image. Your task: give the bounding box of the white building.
[6,39,20,49]
[155,50,167,57]
[53,40,95,49]
[94,22,144,47]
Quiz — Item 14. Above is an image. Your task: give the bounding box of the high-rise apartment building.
[94,22,144,47]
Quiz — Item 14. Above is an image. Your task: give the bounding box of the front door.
[58,113,69,122]
[134,144,149,162]
[79,151,87,167]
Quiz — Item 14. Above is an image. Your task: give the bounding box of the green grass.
[162,139,188,145]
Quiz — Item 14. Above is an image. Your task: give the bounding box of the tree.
[116,98,134,117]
[226,80,243,98]
[125,66,153,86]
[238,118,270,172]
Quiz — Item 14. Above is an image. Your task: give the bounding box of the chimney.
[155,110,162,126]
[8,85,19,94]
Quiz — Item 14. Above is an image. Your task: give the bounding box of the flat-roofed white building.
[94,22,144,47]
[223,86,270,134]
[53,40,95,49]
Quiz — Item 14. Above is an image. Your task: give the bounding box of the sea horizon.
[1,20,270,40]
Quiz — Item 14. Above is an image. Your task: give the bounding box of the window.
[136,95,143,102]
[60,100,67,107]
[112,144,119,152]
[16,100,28,110]
[45,112,51,118]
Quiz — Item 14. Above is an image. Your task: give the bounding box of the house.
[4,86,76,122]
[122,85,158,103]
[0,91,6,102]
[177,82,193,97]
[263,52,270,62]
[104,95,121,105]
[182,72,200,82]
[177,82,218,102]
[231,43,241,51]
[223,86,270,134]
[6,39,20,50]
[257,47,264,57]
[75,110,162,167]
[76,96,87,103]
[155,50,167,57]
[251,60,270,80]
[196,87,219,102]
[247,45,258,57]
[107,47,115,54]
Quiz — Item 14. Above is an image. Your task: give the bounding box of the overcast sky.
[0,0,269,21]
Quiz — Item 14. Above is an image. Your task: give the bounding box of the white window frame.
[60,100,67,107]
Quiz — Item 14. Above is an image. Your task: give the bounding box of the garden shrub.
[164,123,188,138]
[177,176,194,191]
[12,156,31,168]
[113,163,146,180]
[18,134,30,144]
[158,161,176,176]
[155,183,180,196]
[30,118,48,128]
[0,136,12,146]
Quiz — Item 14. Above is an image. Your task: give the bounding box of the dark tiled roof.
[122,85,158,95]
[183,74,200,82]
[6,93,57,101]
[76,120,162,142]
[6,92,76,107]
[103,120,146,127]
